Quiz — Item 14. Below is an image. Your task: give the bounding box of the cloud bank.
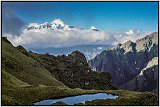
[3,29,115,48]
[112,30,150,45]
[3,29,150,49]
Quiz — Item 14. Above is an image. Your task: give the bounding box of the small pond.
[34,93,118,105]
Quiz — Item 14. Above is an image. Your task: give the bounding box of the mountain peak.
[25,18,98,31]
[51,19,65,27]
[136,32,158,51]
[123,40,133,46]
[90,26,99,31]
[70,50,85,57]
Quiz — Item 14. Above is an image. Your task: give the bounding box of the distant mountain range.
[89,32,158,95]
[25,18,110,60]
[29,45,111,60]
[26,19,99,31]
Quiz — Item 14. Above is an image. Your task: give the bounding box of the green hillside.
[2,37,93,105]
[27,50,116,90]
[2,37,64,86]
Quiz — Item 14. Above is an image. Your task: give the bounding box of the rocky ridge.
[89,32,158,94]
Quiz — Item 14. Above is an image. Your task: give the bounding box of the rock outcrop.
[120,57,158,95]
[89,32,158,92]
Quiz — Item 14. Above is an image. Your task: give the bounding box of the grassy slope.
[2,38,93,105]
[1,38,106,105]
[78,90,158,105]
[2,40,64,86]
[2,37,158,105]
[27,51,115,90]
[50,90,158,106]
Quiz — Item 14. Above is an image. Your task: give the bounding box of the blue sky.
[2,2,158,32]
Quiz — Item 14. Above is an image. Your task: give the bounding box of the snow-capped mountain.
[24,18,106,59]
[26,19,98,31]
[90,26,99,31]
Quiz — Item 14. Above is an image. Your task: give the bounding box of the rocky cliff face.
[89,32,158,90]
[120,57,158,95]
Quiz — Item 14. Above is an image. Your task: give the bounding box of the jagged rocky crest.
[89,32,158,94]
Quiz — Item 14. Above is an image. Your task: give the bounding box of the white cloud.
[3,29,115,48]
[112,30,150,45]
[125,30,134,35]
[3,29,150,49]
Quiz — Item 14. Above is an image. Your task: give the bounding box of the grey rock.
[89,32,158,90]
[120,57,158,95]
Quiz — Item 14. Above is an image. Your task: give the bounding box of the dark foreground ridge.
[18,48,116,90]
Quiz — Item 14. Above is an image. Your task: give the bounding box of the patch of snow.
[90,26,97,30]
[139,57,158,75]
[97,47,103,50]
